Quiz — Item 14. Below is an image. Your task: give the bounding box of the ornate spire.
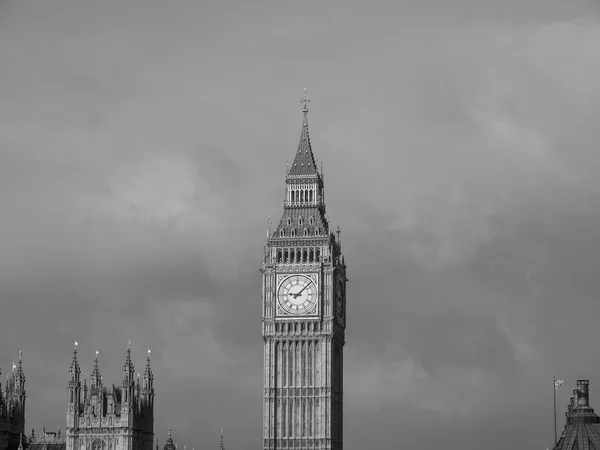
[90,350,101,388]
[219,428,225,450]
[123,342,135,384]
[15,350,25,391]
[70,341,80,377]
[288,89,319,178]
[143,348,154,388]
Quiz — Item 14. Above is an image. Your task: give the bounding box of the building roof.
[555,380,600,450]
[26,444,66,450]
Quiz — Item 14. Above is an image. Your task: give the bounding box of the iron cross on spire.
[336,226,341,242]
[301,88,310,113]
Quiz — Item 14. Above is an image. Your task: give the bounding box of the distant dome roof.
[163,430,176,450]
[555,380,600,450]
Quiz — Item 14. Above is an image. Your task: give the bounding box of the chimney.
[577,380,590,407]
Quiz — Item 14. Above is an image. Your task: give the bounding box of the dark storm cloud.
[1,1,600,449]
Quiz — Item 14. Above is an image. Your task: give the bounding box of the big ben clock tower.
[261,90,347,450]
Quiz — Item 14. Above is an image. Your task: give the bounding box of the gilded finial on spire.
[95,350,99,357]
[169,428,172,437]
[128,339,131,348]
[19,350,22,361]
[74,341,78,349]
[301,88,310,131]
[301,88,310,113]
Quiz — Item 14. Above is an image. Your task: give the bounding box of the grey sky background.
[1,0,600,448]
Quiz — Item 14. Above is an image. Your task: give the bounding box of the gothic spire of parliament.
[261,89,347,450]
[0,353,26,450]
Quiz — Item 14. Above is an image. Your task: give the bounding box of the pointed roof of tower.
[287,89,319,178]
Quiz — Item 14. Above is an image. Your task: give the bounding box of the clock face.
[278,275,318,315]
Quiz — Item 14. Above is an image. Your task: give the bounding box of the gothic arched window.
[309,216,314,225]
[287,217,292,226]
[290,228,296,238]
[280,229,285,237]
[303,228,309,237]
[277,250,282,263]
[298,217,303,226]
[315,228,320,236]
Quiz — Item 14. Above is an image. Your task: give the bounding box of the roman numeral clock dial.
[277,275,318,316]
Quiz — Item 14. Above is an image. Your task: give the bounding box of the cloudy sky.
[1,0,600,448]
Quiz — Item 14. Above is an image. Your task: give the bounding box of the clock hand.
[292,283,312,298]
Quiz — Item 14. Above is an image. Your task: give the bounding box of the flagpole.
[554,376,557,448]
